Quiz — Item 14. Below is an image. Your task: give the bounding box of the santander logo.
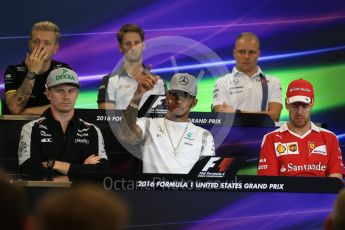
[289,87,311,93]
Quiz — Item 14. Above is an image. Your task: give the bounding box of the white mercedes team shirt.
[137,117,215,174]
[213,67,282,112]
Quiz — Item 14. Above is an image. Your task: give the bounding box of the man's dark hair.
[117,23,144,44]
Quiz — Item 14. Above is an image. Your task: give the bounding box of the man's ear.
[45,88,51,101]
[191,98,198,108]
[285,99,289,110]
[53,43,60,55]
[118,43,124,53]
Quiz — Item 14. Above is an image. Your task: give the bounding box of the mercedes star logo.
[179,76,189,85]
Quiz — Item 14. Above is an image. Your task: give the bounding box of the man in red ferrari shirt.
[257,79,344,179]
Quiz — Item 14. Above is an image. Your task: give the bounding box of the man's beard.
[125,52,142,63]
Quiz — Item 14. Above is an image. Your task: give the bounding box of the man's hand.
[25,47,48,74]
[84,154,102,165]
[42,162,48,168]
[135,64,159,95]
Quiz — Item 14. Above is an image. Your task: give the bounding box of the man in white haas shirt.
[119,73,215,174]
[97,24,165,110]
[258,79,344,179]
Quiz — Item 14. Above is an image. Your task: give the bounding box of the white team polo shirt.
[137,117,215,174]
[98,70,165,110]
[213,67,282,112]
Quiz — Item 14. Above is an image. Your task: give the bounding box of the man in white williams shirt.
[120,73,215,174]
[212,32,282,121]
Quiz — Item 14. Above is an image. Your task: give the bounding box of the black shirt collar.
[42,108,80,128]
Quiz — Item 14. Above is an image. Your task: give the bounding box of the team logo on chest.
[41,138,52,143]
[309,143,315,149]
[183,132,194,146]
[40,130,52,137]
[276,144,286,154]
[274,142,299,157]
[288,143,298,152]
[308,142,327,155]
[185,132,194,140]
[280,164,287,173]
[75,128,90,144]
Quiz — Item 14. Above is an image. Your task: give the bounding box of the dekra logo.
[55,69,75,81]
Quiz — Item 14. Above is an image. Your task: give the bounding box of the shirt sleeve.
[4,65,21,93]
[325,134,345,176]
[97,75,115,104]
[212,77,230,108]
[201,130,215,156]
[136,117,148,143]
[257,133,279,176]
[18,122,50,175]
[268,77,282,104]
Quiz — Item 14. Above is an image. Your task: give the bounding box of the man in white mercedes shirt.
[119,73,215,174]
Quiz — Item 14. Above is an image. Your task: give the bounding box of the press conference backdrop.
[1,1,345,229]
[1,0,344,151]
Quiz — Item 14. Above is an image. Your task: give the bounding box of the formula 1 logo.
[150,96,166,109]
[198,157,235,178]
[202,157,221,171]
[147,96,168,114]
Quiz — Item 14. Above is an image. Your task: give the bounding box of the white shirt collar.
[279,122,320,133]
[232,66,263,78]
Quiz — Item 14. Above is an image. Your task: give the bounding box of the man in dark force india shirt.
[18,68,109,177]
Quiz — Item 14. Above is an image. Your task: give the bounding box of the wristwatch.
[26,71,36,80]
[47,159,55,170]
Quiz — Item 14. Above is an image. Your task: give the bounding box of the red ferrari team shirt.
[258,123,344,177]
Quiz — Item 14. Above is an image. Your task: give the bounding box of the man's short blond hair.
[31,21,60,44]
[235,32,260,48]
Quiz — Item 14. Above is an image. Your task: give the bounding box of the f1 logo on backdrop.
[202,157,221,171]
[150,96,166,109]
[202,157,234,172]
